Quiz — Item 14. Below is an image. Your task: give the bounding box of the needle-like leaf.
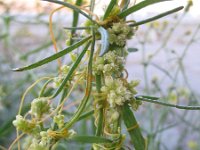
[13,36,91,71]
[136,96,200,110]
[103,0,118,20]
[129,6,184,27]
[122,103,146,150]
[118,0,171,18]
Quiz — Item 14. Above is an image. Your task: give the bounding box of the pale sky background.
[1,0,199,18]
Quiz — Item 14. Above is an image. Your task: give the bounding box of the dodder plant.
[10,0,199,150]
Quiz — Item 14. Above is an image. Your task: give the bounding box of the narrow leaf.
[77,110,94,121]
[122,103,146,150]
[118,0,170,18]
[137,95,160,100]
[70,135,112,143]
[103,0,118,20]
[64,27,91,30]
[42,0,97,24]
[130,6,184,27]
[98,27,109,56]
[70,0,83,45]
[13,36,91,71]
[64,30,95,129]
[135,96,200,110]
[127,48,138,52]
[121,0,130,11]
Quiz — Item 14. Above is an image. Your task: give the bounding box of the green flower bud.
[30,97,50,118]
[53,77,63,88]
[66,39,71,46]
[61,65,70,75]
[13,115,35,133]
[108,22,135,46]
[130,97,142,111]
[84,20,93,34]
[29,141,48,150]
[70,53,77,62]
[53,114,65,129]
[103,64,113,73]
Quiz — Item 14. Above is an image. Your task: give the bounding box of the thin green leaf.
[13,36,91,71]
[137,95,160,100]
[130,6,184,27]
[42,0,97,24]
[73,0,83,27]
[64,30,95,129]
[122,103,146,150]
[98,27,109,56]
[95,74,103,136]
[70,0,83,45]
[51,41,91,98]
[127,48,138,52]
[77,110,94,121]
[118,0,170,18]
[103,0,118,20]
[136,96,200,110]
[70,135,112,143]
[121,0,130,11]
[89,0,95,13]
[64,27,91,30]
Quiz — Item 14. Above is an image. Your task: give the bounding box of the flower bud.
[30,97,50,118]
[61,65,70,75]
[13,115,35,133]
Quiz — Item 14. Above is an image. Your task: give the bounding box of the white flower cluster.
[108,22,135,47]
[101,76,139,107]
[13,115,36,133]
[30,97,50,118]
[29,138,49,150]
[93,51,124,76]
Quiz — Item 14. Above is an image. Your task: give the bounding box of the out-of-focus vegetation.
[0,0,200,150]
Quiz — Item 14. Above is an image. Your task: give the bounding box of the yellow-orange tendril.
[49,6,65,71]
[127,123,139,132]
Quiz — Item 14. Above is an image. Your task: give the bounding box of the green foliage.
[1,0,199,149]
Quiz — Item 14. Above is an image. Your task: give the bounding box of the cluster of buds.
[93,51,124,76]
[53,114,65,129]
[12,115,37,134]
[29,138,49,150]
[108,22,135,47]
[101,76,139,108]
[30,97,50,118]
[53,65,70,88]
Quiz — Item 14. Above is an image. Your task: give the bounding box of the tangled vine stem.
[10,0,195,150]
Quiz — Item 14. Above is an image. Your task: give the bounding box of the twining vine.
[9,0,199,150]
